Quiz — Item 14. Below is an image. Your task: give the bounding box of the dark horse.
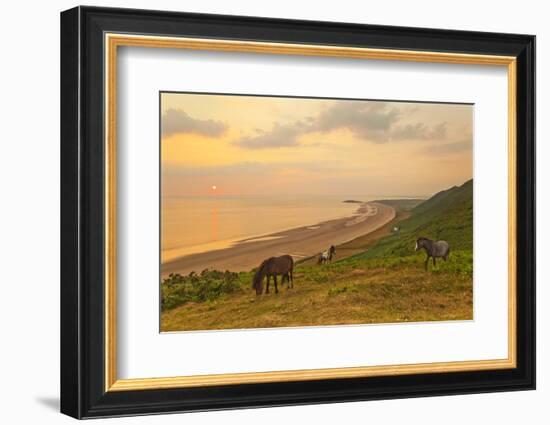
[415,237,450,271]
[252,255,294,295]
[317,245,336,265]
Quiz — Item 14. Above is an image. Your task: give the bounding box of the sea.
[161,195,371,263]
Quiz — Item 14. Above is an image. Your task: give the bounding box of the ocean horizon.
[161,194,420,263]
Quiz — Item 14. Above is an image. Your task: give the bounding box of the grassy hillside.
[161,180,474,331]
[357,179,473,260]
[161,261,472,331]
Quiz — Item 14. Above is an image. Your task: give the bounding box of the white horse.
[317,245,336,265]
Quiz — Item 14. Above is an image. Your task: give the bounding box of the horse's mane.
[259,258,271,269]
[252,258,270,289]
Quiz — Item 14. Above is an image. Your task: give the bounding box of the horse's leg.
[425,256,429,271]
[265,276,270,294]
[274,275,278,294]
[433,257,437,266]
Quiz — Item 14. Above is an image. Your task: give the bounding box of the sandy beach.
[162,202,395,277]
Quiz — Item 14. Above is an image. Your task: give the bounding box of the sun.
[211,185,217,191]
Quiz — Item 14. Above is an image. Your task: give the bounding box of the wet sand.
[161,202,396,277]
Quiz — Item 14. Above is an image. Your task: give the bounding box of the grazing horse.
[415,237,450,271]
[252,255,294,295]
[317,245,336,265]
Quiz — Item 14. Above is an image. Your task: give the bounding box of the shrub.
[161,269,243,311]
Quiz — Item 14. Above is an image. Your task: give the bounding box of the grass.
[160,180,473,332]
[161,255,472,331]
[356,179,473,260]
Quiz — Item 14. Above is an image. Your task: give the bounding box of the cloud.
[391,121,448,141]
[233,120,309,149]
[233,101,447,149]
[162,109,227,138]
[311,102,401,142]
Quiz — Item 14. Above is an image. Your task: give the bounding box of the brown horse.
[252,255,294,295]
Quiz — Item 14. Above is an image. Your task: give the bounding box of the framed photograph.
[60,6,535,419]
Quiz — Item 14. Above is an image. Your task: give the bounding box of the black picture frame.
[61,5,535,419]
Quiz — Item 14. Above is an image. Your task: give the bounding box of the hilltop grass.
[160,180,473,332]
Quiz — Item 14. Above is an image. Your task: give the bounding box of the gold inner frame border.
[104,33,517,392]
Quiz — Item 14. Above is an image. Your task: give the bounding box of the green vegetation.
[161,269,246,310]
[161,180,473,331]
[161,261,472,331]
[371,198,424,212]
[357,179,473,260]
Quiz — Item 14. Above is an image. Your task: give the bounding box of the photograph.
[160,92,474,332]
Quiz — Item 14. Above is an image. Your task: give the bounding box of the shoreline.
[161,202,396,277]
[161,201,361,263]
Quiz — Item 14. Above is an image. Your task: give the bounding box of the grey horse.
[415,237,450,271]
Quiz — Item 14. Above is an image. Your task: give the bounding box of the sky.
[161,92,473,198]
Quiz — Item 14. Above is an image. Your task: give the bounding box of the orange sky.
[161,92,472,198]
